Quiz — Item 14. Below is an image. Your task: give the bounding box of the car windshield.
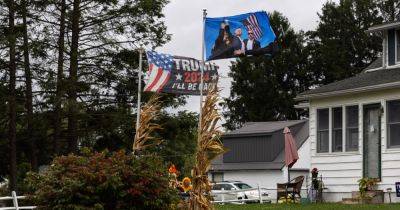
[234,183,252,189]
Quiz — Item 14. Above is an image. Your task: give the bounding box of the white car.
[211,181,270,203]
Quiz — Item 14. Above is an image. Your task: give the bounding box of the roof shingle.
[298,66,400,99]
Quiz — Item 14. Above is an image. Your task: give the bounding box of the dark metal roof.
[210,120,309,171]
[224,120,307,136]
[297,65,400,100]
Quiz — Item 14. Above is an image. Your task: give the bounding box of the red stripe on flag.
[156,73,171,93]
[145,67,163,92]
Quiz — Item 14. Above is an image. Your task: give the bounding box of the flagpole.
[199,9,207,131]
[136,47,143,132]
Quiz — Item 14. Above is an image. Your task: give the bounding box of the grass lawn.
[215,203,400,210]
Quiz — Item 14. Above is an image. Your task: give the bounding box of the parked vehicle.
[211,181,270,203]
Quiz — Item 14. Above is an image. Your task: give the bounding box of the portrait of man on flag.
[205,11,276,61]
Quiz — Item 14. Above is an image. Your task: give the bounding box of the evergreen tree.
[5,0,18,191]
[307,0,383,85]
[376,0,400,21]
[21,0,37,171]
[0,0,188,189]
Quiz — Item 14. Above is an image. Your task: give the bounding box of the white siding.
[292,137,311,170]
[309,88,400,202]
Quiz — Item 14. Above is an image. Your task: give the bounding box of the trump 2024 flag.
[144,51,219,95]
[204,11,276,61]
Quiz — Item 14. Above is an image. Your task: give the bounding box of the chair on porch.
[276,175,304,203]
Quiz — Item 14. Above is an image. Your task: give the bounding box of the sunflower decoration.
[181,177,193,193]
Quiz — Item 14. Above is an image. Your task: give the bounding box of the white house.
[209,120,310,200]
[296,21,400,203]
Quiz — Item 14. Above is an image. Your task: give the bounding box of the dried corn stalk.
[132,94,162,154]
[190,87,226,210]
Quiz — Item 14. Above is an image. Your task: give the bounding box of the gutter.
[366,22,400,33]
[295,81,400,101]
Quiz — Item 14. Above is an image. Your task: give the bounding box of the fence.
[0,191,36,210]
[211,185,270,204]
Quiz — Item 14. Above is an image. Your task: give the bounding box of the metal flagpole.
[199,9,207,131]
[136,47,143,131]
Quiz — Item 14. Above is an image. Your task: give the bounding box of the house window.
[346,106,359,151]
[387,100,400,147]
[332,107,343,152]
[316,105,360,153]
[317,109,329,153]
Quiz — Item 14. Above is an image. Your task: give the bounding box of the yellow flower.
[182,177,192,192]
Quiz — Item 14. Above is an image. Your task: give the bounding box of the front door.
[363,104,381,179]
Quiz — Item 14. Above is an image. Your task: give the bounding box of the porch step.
[342,190,384,204]
[342,198,359,204]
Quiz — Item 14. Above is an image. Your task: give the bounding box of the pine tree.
[6,0,17,191]
[307,0,383,85]
[21,0,37,171]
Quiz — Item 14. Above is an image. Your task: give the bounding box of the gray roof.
[210,120,309,171]
[297,63,400,100]
[224,120,307,136]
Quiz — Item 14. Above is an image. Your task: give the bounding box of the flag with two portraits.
[204,11,277,61]
[144,51,219,95]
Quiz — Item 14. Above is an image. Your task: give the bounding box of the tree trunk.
[67,0,81,153]
[7,0,17,191]
[54,0,67,155]
[22,0,37,171]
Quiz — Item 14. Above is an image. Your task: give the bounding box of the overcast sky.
[158,0,338,113]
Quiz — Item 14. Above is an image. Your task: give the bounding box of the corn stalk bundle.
[132,94,162,154]
[190,88,226,210]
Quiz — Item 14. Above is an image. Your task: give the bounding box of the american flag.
[242,14,263,40]
[144,51,173,92]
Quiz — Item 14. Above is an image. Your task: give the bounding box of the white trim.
[312,151,360,157]
[329,107,332,153]
[294,102,309,109]
[364,67,383,73]
[359,103,363,155]
[342,105,346,152]
[367,22,400,33]
[380,99,386,161]
[385,63,400,69]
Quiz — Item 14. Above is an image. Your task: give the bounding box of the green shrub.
[25,150,179,210]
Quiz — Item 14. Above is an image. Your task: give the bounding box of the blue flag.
[204,11,276,61]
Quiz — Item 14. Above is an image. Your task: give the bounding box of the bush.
[25,150,179,210]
